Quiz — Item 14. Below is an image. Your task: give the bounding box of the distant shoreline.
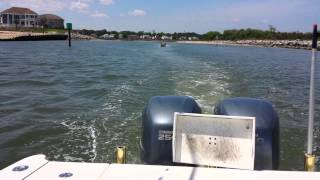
[1,30,319,51]
[177,40,320,51]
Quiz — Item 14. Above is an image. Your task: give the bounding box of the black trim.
[312,24,318,49]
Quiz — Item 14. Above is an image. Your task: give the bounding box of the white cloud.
[128,9,146,17]
[91,11,108,18]
[231,18,240,23]
[70,1,89,13]
[0,0,66,13]
[99,0,114,5]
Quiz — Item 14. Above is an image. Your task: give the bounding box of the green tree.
[203,31,221,40]
[138,31,144,36]
[269,25,277,33]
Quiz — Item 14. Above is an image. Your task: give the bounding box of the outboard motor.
[141,96,201,164]
[214,97,280,170]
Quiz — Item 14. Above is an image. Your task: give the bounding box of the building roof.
[1,7,37,15]
[40,14,64,20]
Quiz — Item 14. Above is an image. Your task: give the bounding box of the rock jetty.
[71,33,97,40]
[178,40,320,50]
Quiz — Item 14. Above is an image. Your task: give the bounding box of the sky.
[0,0,319,33]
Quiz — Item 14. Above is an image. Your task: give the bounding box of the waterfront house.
[101,34,116,40]
[189,36,199,41]
[152,35,160,40]
[161,35,173,40]
[128,35,139,40]
[0,7,39,28]
[179,36,187,40]
[140,35,151,40]
[118,34,124,39]
[39,14,64,29]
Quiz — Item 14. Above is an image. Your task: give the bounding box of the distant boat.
[160,41,166,47]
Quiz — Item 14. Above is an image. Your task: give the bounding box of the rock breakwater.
[178,40,320,50]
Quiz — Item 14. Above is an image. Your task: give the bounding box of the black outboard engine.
[214,97,280,170]
[141,96,201,164]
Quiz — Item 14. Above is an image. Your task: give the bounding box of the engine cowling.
[140,96,201,164]
[214,97,280,170]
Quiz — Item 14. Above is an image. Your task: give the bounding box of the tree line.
[205,28,313,40]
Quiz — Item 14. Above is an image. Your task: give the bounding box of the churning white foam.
[173,65,231,113]
[89,125,98,162]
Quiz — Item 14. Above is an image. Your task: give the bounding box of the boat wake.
[172,61,231,113]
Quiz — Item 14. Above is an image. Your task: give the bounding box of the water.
[0,40,319,170]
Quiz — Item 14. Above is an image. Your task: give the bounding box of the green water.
[0,40,319,170]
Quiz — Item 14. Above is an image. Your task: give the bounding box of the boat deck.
[1,155,319,180]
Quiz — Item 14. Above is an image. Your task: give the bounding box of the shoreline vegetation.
[72,27,319,50]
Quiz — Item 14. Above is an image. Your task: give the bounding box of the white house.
[101,34,116,40]
[161,35,173,40]
[0,7,39,28]
[140,35,151,40]
[188,36,199,41]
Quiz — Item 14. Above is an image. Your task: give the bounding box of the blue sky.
[0,0,319,33]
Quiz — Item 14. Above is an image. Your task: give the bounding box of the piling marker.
[66,23,72,47]
[305,24,318,171]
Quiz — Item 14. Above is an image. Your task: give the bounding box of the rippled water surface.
[0,40,319,170]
